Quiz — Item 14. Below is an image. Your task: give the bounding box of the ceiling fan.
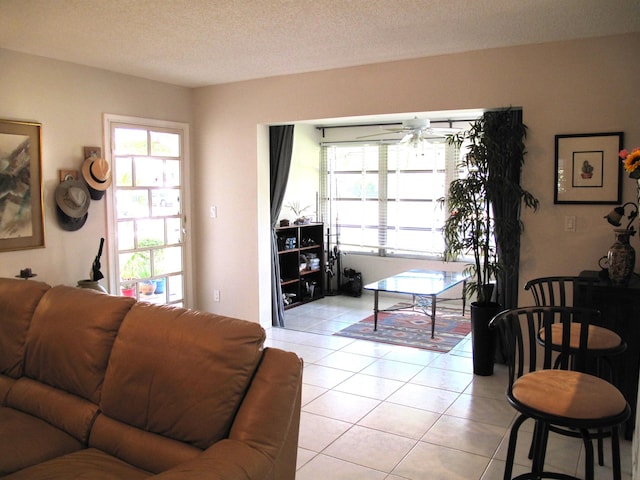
[358,117,461,145]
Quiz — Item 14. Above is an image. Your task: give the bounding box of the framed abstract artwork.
[554,132,623,204]
[0,119,45,251]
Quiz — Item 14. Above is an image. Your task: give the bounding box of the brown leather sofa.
[0,278,302,479]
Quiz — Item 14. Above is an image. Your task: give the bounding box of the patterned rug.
[334,303,471,353]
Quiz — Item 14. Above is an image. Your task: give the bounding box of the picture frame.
[554,132,623,204]
[0,119,45,251]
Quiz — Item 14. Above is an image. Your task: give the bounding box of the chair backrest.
[489,306,601,392]
[524,276,599,307]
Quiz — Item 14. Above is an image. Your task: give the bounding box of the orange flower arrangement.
[620,147,640,179]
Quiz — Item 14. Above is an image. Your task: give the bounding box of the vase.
[77,279,108,293]
[607,229,635,286]
[139,280,157,295]
[470,301,500,376]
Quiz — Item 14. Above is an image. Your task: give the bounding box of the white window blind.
[321,139,461,257]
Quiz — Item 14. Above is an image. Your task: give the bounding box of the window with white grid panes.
[112,125,185,306]
[321,138,461,258]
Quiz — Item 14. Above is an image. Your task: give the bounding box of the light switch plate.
[564,215,576,232]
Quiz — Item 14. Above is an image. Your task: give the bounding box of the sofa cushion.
[89,414,202,474]
[100,303,266,451]
[0,406,82,476]
[0,278,50,379]
[23,285,135,403]
[6,377,100,443]
[0,375,13,403]
[1,448,151,479]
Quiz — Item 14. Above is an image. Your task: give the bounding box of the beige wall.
[193,33,640,326]
[0,49,193,294]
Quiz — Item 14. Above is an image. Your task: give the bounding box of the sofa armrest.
[151,439,271,479]
[229,347,303,480]
[153,347,302,480]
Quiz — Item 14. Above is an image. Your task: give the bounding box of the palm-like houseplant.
[442,109,538,374]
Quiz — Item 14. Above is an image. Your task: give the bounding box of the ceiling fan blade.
[400,132,415,143]
[356,127,408,139]
[356,132,392,139]
[429,127,462,134]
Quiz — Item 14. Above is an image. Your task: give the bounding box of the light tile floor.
[264,293,634,480]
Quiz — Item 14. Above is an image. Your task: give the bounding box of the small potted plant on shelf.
[441,110,538,375]
[286,201,312,225]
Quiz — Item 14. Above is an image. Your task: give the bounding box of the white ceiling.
[1,0,639,88]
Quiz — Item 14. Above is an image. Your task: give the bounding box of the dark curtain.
[486,108,525,311]
[270,125,295,327]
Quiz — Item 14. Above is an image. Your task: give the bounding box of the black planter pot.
[470,301,501,376]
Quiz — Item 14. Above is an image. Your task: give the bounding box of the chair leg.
[580,428,595,480]
[528,422,538,460]
[611,425,622,480]
[505,414,528,480]
[531,421,549,475]
[597,429,604,466]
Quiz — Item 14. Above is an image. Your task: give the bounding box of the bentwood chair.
[525,276,627,466]
[490,306,630,480]
[524,276,626,377]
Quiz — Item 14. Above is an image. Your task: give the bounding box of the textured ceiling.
[1,0,639,88]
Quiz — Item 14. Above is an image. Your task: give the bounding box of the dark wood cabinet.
[276,223,324,309]
[576,271,640,439]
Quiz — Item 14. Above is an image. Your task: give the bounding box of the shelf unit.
[276,223,324,309]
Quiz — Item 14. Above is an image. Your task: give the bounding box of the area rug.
[334,303,471,353]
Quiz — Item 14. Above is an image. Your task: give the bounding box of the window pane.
[389,144,446,170]
[114,128,147,155]
[388,201,442,228]
[167,217,182,244]
[135,158,164,187]
[137,219,165,246]
[150,131,180,157]
[116,190,149,219]
[157,246,182,275]
[165,160,181,187]
[119,251,151,280]
[362,200,379,225]
[335,174,362,198]
[331,145,378,171]
[333,200,361,224]
[118,221,135,250]
[115,157,133,187]
[151,189,180,217]
[389,172,444,200]
[339,226,379,251]
[387,228,444,255]
[168,274,183,303]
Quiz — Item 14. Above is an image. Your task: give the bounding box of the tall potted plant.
[442,110,538,375]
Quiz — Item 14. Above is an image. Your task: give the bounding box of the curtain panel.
[270,125,295,327]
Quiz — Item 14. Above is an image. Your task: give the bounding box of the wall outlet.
[214,289,220,302]
[210,205,217,218]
